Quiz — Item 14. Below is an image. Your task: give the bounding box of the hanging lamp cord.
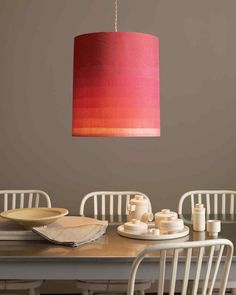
[115,0,118,32]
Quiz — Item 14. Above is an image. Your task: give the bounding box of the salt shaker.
[192,203,205,231]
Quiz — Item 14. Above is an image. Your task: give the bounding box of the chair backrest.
[80,191,152,217]
[178,190,236,215]
[127,239,233,295]
[0,190,51,211]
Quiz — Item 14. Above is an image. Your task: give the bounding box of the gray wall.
[0,0,236,215]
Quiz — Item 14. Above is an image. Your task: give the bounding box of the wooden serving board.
[0,217,43,240]
[117,224,189,240]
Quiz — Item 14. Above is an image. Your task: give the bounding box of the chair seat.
[76,279,151,292]
[0,280,43,290]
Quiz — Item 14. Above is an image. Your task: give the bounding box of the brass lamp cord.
[115,0,118,32]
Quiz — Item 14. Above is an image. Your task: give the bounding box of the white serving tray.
[0,217,43,240]
[117,224,189,240]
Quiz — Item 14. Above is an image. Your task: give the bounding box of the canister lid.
[155,209,177,219]
[161,209,170,214]
[129,195,148,205]
[196,203,204,208]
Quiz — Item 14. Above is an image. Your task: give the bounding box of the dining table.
[0,214,236,285]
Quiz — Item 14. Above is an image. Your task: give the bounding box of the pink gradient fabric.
[72,32,160,137]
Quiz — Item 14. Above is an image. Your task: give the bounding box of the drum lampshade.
[72,32,160,137]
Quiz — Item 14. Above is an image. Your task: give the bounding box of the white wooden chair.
[0,190,51,211]
[178,190,236,216]
[80,191,152,222]
[0,190,52,295]
[178,190,236,292]
[77,191,152,295]
[127,239,233,295]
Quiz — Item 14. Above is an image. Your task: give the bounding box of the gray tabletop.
[0,214,235,280]
[0,214,235,260]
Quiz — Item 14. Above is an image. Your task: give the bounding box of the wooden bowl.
[0,208,68,229]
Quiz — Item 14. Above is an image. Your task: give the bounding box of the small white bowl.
[124,219,148,234]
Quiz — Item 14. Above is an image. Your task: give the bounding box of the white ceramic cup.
[207,220,221,237]
[148,228,160,235]
[140,212,154,223]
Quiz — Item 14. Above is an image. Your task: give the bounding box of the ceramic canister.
[124,219,148,234]
[155,209,178,228]
[192,203,205,232]
[159,217,184,234]
[127,195,151,222]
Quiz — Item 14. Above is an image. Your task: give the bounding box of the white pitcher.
[127,195,152,222]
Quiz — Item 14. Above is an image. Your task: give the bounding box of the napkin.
[32,216,108,247]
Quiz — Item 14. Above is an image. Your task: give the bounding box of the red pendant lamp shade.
[72,32,160,137]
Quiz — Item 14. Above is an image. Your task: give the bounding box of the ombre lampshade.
[72,32,160,137]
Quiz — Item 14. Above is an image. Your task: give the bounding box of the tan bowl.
[0,207,69,229]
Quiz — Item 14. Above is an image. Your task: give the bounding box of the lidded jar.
[155,209,178,228]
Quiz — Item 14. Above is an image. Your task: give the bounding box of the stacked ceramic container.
[155,209,184,234]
